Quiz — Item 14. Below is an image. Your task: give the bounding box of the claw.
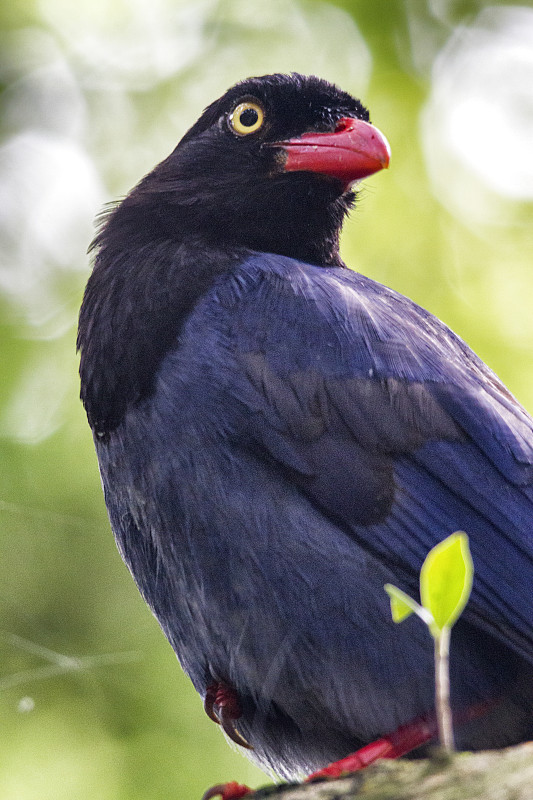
[203,681,254,750]
[219,706,254,750]
[204,683,221,724]
[201,781,253,800]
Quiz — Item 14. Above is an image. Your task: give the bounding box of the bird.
[78,73,533,789]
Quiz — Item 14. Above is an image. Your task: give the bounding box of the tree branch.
[245,743,533,800]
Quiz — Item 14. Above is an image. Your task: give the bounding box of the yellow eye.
[229,101,265,135]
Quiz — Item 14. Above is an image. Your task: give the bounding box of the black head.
[103,73,389,266]
[79,74,389,435]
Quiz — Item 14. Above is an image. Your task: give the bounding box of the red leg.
[307,714,438,781]
[201,781,253,800]
[204,681,253,750]
[307,699,495,782]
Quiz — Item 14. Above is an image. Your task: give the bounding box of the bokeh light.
[422,5,533,225]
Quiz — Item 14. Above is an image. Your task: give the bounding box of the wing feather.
[224,255,533,659]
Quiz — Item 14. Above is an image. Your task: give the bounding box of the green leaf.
[384,584,420,623]
[420,532,473,633]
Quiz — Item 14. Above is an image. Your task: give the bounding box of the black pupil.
[240,107,259,127]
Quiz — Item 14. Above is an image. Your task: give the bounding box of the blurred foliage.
[1,1,532,798]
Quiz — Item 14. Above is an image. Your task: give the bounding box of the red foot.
[201,781,253,800]
[204,681,253,750]
[307,714,437,781]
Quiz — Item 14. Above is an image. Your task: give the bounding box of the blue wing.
[215,253,533,662]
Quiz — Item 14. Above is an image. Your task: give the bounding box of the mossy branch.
[243,744,533,800]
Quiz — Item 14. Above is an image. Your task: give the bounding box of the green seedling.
[385,532,474,751]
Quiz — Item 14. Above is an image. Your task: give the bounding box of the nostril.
[334,117,354,133]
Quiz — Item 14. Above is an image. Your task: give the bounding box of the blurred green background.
[1,1,533,798]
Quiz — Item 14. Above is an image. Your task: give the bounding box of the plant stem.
[435,626,454,752]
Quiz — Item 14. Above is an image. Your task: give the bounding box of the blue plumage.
[94,254,532,775]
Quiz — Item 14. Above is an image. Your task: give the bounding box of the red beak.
[276,117,390,186]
